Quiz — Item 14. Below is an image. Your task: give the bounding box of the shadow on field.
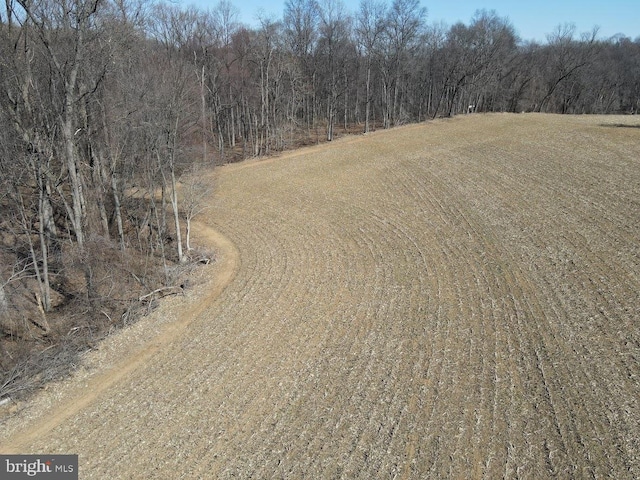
[600,123,640,129]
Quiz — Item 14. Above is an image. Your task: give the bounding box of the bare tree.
[283,0,319,135]
[316,0,352,141]
[356,0,386,133]
[535,24,599,112]
[16,0,107,247]
[379,0,426,126]
[180,165,213,252]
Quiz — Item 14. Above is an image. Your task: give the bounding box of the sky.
[180,0,639,43]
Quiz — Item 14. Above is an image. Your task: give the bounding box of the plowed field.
[2,113,639,479]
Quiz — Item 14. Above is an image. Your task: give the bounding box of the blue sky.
[180,0,639,43]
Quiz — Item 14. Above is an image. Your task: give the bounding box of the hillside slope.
[2,114,639,479]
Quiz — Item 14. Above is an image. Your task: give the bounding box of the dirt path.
[2,114,639,479]
[0,223,239,455]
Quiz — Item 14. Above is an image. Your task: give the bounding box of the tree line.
[0,0,639,381]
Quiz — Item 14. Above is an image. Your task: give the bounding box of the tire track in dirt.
[0,219,240,456]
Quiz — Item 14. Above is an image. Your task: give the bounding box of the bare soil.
[1,113,639,479]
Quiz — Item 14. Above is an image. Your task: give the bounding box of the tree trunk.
[111,169,126,251]
[200,65,208,163]
[37,185,52,313]
[94,150,111,239]
[61,119,85,247]
[186,217,192,252]
[170,166,184,263]
[18,189,51,316]
[365,61,372,133]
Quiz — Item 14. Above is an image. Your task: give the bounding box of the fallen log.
[138,286,184,302]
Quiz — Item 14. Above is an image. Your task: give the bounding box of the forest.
[1,0,639,397]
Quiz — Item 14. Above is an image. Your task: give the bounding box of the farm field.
[1,113,639,478]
